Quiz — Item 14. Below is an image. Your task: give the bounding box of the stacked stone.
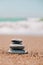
[8,39,28,54]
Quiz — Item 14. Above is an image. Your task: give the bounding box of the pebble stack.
[8,39,28,54]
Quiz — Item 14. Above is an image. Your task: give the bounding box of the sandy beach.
[0,35,43,65]
[0,0,43,65]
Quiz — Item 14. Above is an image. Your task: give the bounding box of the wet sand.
[0,35,43,65]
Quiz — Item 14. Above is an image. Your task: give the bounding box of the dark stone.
[11,40,22,44]
[8,49,28,54]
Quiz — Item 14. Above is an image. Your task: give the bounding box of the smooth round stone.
[11,39,22,44]
[10,44,24,50]
[8,49,28,54]
[11,41,22,44]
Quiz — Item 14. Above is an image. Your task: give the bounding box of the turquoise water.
[0,18,26,22]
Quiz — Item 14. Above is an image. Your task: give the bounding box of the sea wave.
[0,18,43,35]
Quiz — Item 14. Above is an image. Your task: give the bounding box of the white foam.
[0,18,43,35]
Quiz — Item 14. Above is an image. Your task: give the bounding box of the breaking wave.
[0,18,43,35]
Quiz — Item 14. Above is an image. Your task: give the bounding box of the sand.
[0,35,43,65]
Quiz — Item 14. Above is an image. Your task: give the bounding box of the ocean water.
[0,18,26,22]
[0,17,43,35]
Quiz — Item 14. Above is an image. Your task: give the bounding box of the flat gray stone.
[8,49,28,54]
[9,44,24,50]
[11,39,22,44]
[10,47,24,50]
[11,41,22,44]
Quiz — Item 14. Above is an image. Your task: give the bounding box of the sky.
[0,0,43,18]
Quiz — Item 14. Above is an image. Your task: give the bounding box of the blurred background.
[0,0,43,35]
